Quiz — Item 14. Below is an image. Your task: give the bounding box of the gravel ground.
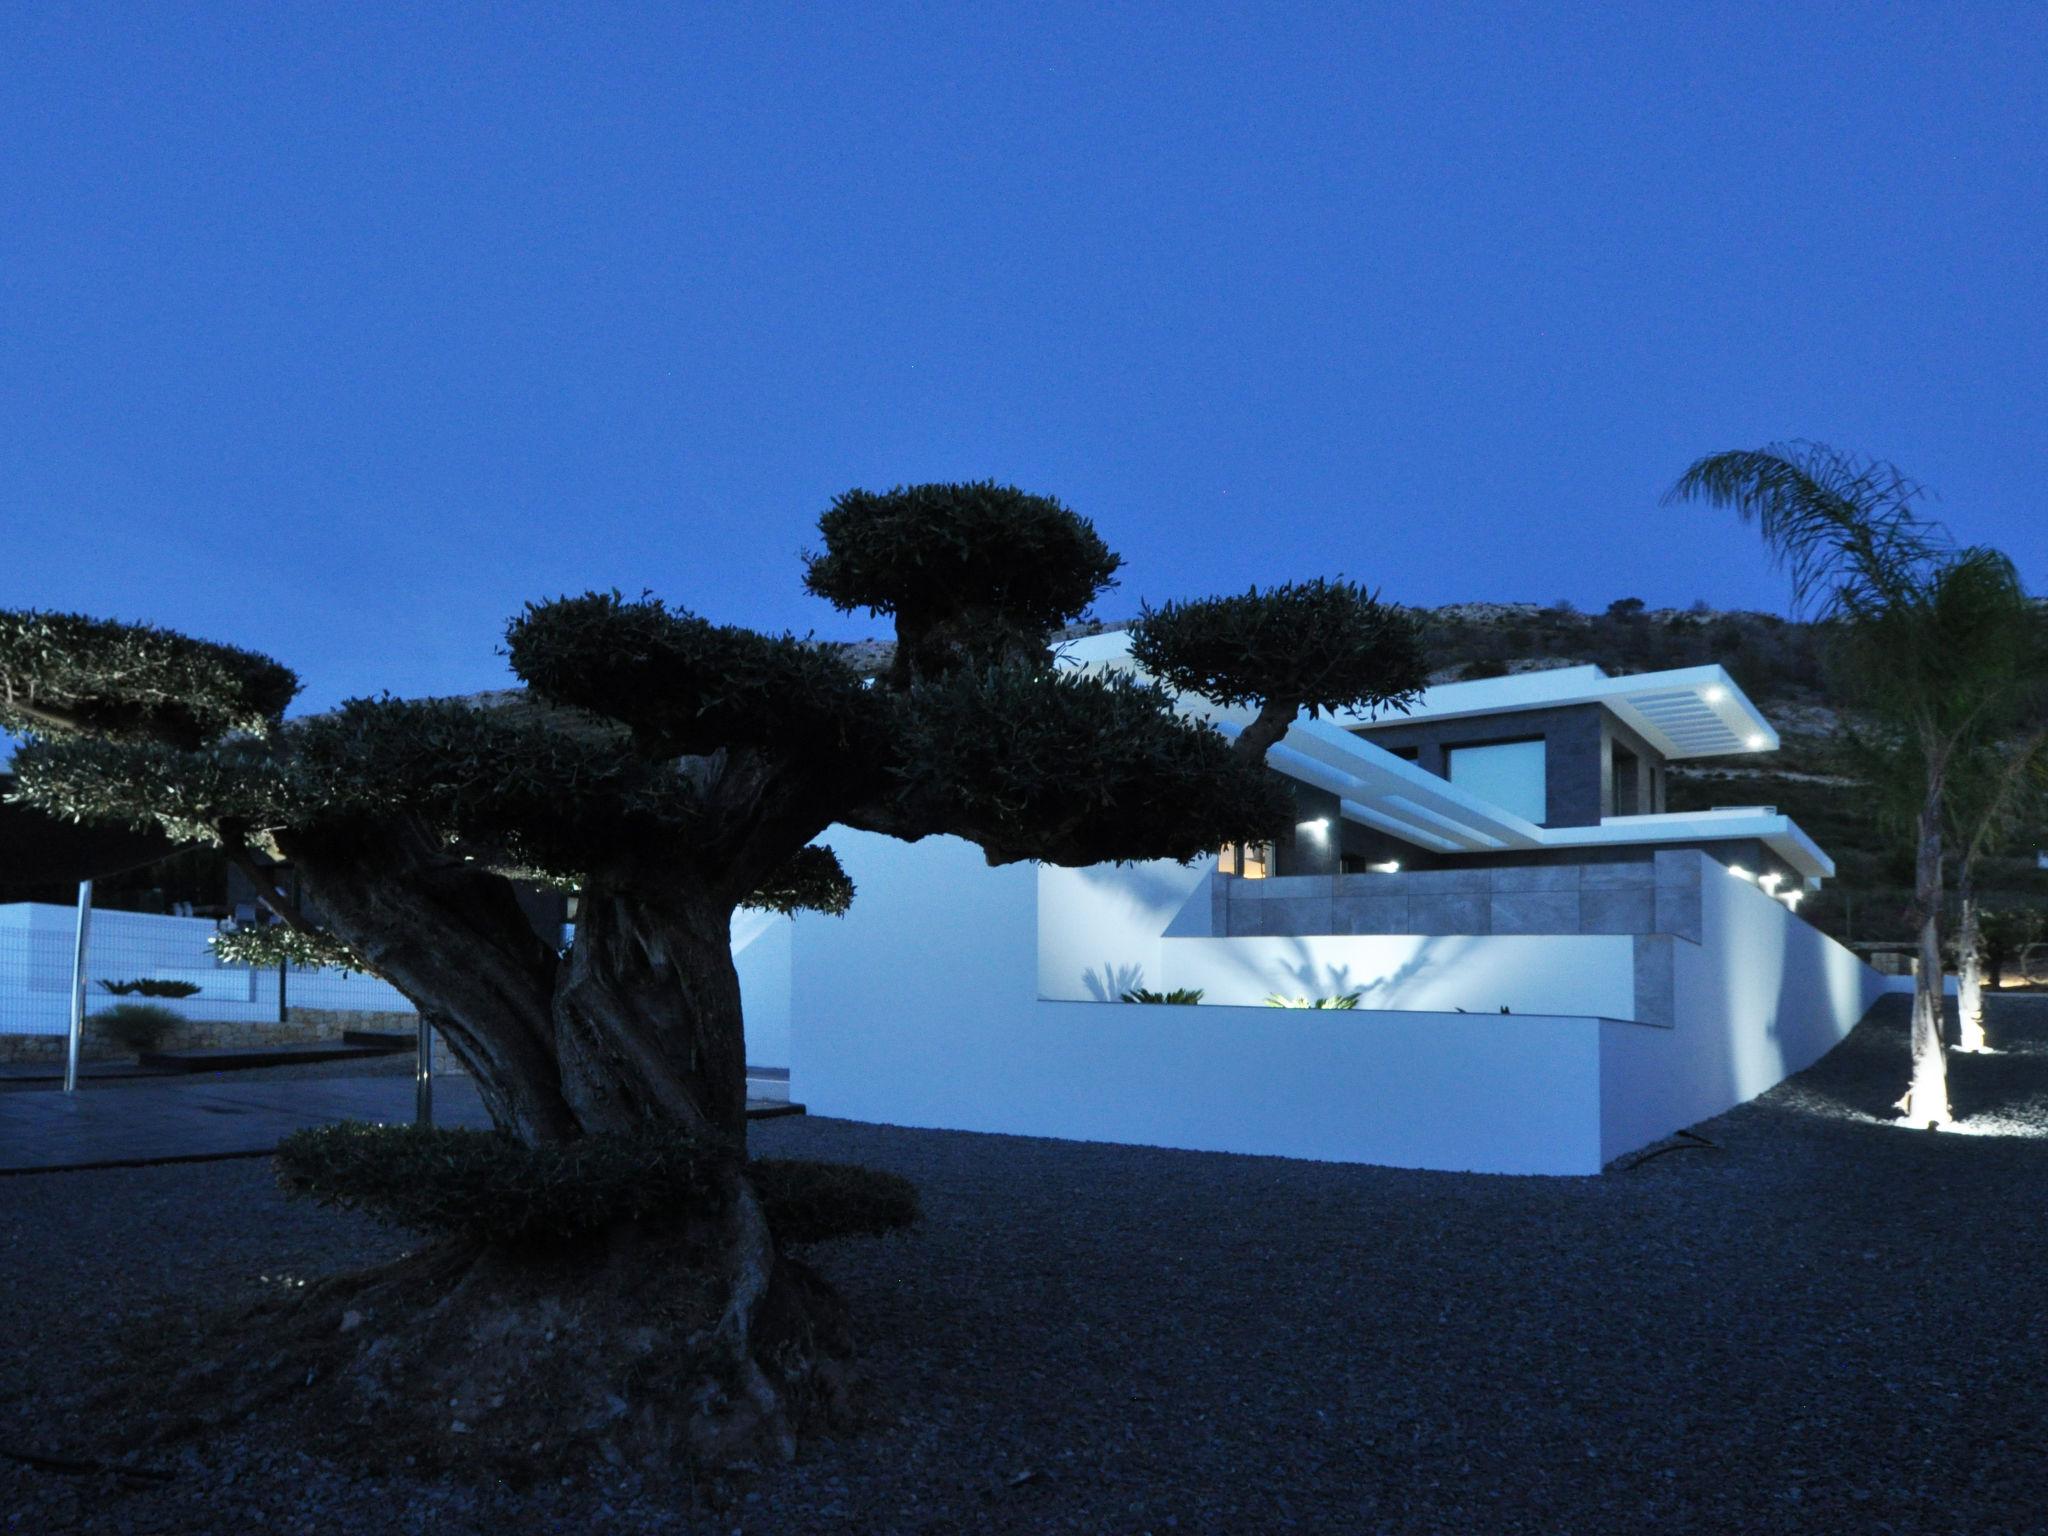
[4,995,2046,1534]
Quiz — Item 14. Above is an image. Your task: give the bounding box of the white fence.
[0,901,413,1037]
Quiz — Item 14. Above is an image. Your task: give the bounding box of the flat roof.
[1059,635,1780,764]
[1330,663,1779,761]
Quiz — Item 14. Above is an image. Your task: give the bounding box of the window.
[1446,739,1547,823]
[1220,841,1273,879]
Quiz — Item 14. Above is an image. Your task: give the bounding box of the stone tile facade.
[1218,851,1708,945]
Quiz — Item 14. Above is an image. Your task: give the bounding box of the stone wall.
[1215,852,1713,941]
[0,1004,419,1062]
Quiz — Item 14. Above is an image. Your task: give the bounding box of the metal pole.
[415,1013,434,1126]
[64,880,92,1094]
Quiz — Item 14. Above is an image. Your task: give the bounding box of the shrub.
[276,1123,725,1248]
[92,1002,182,1054]
[1262,992,1364,1009]
[275,1123,920,1250]
[97,978,202,999]
[1120,987,1204,1004]
[750,1158,920,1246]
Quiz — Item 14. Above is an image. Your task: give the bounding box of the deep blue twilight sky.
[4,4,2044,724]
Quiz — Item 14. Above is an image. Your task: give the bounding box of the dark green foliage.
[887,662,1293,863]
[1120,987,1204,1004]
[98,977,202,998]
[1262,992,1364,1009]
[0,610,298,748]
[210,918,366,973]
[276,1122,729,1248]
[92,1002,182,1054]
[505,593,875,758]
[275,1123,919,1250]
[743,844,854,917]
[1129,578,1429,720]
[9,733,296,845]
[748,1157,921,1246]
[804,483,1121,679]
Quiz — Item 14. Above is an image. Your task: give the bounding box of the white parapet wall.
[770,833,1887,1175]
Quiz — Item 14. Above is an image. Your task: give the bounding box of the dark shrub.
[98,977,203,999]
[1120,987,1204,1004]
[92,1002,181,1054]
[276,1124,919,1250]
[276,1123,725,1248]
[751,1157,920,1246]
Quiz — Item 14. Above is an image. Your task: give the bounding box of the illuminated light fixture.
[1745,732,1769,749]
[1727,864,1755,882]
[1759,872,1783,893]
[1703,684,1728,703]
[1780,889,1804,908]
[1300,817,1331,838]
[1370,860,1402,873]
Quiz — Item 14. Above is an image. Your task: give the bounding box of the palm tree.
[1948,726,2048,1051]
[1667,442,2040,1126]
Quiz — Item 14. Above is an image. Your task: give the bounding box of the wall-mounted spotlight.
[1727,864,1755,882]
[1704,684,1728,703]
[1370,860,1402,873]
[1745,733,1769,749]
[1299,817,1331,839]
[1759,872,1783,893]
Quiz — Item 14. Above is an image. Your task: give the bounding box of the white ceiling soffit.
[1256,717,1833,881]
[1333,663,1780,761]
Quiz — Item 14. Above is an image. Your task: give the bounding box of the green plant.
[1262,992,1364,1009]
[747,1157,921,1246]
[275,1122,919,1251]
[91,1001,181,1054]
[97,977,201,999]
[1120,987,1204,1004]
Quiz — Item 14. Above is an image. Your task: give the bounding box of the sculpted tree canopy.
[1,481,1426,1470]
[1130,577,1432,759]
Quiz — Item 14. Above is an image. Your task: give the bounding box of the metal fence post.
[64,880,92,1094]
[415,1014,434,1126]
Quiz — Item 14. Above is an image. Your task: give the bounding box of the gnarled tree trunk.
[551,881,751,1142]
[280,818,580,1146]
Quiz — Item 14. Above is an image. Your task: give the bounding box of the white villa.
[735,633,1894,1175]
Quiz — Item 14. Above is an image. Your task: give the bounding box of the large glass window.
[1447,739,1547,823]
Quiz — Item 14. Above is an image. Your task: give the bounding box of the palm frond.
[1663,441,1947,618]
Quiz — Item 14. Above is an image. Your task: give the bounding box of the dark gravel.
[4,994,2047,1533]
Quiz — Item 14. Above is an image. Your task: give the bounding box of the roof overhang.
[1259,717,1834,884]
[1331,663,1780,761]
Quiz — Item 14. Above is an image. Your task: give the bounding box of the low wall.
[0,1006,420,1062]
[773,832,1887,1175]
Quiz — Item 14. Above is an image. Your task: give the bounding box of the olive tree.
[0,482,1427,1468]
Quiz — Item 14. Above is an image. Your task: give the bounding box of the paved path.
[0,1075,799,1174]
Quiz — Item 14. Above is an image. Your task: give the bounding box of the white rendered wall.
[1159,932,1635,1017]
[1596,853,1888,1162]
[1035,858,1212,1001]
[786,832,1609,1173]
[730,908,793,1069]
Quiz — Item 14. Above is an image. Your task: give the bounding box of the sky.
[3,3,2044,724]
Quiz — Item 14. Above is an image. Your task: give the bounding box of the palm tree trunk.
[1898,784,1953,1125]
[1956,864,1989,1053]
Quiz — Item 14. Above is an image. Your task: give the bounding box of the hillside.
[1411,599,2048,948]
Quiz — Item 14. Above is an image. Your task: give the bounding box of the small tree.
[1668,443,2041,1125]
[1,483,1427,1465]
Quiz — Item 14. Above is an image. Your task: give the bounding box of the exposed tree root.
[96,1214,859,1484]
